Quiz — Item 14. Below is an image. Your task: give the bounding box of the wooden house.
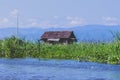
[41,31,77,44]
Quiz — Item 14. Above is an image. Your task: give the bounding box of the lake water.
[0,58,120,80]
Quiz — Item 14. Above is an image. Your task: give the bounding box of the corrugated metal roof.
[41,31,73,39]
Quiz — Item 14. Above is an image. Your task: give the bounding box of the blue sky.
[0,0,120,28]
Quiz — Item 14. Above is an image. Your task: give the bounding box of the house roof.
[41,31,75,39]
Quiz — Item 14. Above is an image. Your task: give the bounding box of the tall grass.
[0,35,120,64]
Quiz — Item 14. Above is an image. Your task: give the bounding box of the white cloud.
[10,9,19,17]
[34,16,86,28]
[31,22,38,26]
[0,18,14,28]
[0,18,9,23]
[28,19,36,22]
[53,16,59,19]
[21,19,37,28]
[70,20,82,25]
[102,17,119,25]
[0,9,20,28]
[28,19,38,26]
[66,16,86,26]
[1,14,86,28]
[23,18,60,28]
[39,23,59,29]
[67,16,73,20]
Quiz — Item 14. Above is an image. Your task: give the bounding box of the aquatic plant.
[0,35,120,64]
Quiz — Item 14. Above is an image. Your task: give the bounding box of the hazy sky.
[0,0,120,28]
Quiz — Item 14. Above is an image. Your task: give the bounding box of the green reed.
[0,35,120,64]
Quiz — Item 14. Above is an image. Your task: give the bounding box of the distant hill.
[0,25,120,42]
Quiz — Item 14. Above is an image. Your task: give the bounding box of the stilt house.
[41,31,77,44]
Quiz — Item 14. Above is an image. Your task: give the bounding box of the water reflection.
[0,58,120,80]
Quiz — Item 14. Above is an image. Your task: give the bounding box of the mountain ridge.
[0,25,120,42]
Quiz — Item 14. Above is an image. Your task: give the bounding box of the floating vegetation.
[0,35,120,64]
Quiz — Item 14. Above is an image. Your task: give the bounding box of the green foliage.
[0,35,120,64]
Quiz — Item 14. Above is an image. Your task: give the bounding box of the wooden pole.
[17,13,19,37]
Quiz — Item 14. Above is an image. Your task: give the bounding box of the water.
[0,58,120,80]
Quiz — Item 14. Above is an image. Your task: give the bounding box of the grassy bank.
[0,36,120,64]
